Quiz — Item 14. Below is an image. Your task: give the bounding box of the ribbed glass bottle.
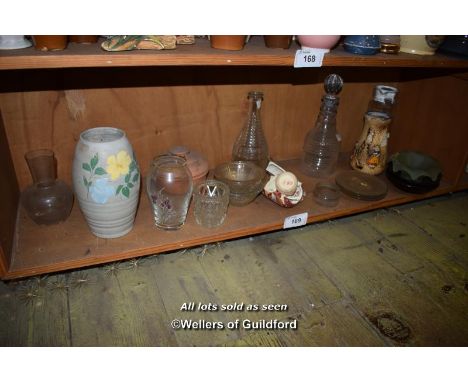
[232,91,269,169]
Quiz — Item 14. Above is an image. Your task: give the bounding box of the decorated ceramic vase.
[72,127,140,238]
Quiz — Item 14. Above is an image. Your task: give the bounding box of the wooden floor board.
[68,261,177,346]
[365,208,467,289]
[0,275,70,346]
[196,234,349,345]
[150,250,241,346]
[291,214,468,346]
[395,196,468,265]
[225,300,386,347]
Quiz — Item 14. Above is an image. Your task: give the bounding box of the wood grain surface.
[0,111,20,275]
[1,37,468,70]
[1,67,466,190]
[390,72,468,184]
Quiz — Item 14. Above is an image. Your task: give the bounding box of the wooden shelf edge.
[1,37,467,70]
[3,180,457,280]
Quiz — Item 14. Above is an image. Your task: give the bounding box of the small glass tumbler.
[193,180,230,228]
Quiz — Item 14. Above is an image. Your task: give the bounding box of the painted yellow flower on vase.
[106,150,132,180]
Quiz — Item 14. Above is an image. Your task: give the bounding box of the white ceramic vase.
[72,127,140,238]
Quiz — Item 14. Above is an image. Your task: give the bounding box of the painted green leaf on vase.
[90,153,98,170]
[94,167,107,175]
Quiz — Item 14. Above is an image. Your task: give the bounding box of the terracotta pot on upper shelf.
[33,35,68,51]
[210,35,246,51]
[263,35,292,49]
[69,35,99,44]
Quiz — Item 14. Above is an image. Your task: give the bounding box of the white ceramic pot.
[400,35,445,56]
[72,127,140,238]
[0,35,32,50]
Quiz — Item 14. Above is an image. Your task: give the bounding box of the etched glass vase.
[146,155,193,230]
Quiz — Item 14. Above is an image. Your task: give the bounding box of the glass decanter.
[21,149,74,225]
[301,74,343,178]
[232,91,270,169]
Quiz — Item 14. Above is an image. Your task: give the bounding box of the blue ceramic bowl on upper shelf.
[343,35,381,55]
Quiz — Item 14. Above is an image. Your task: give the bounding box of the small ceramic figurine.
[101,35,195,51]
[263,162,305,208]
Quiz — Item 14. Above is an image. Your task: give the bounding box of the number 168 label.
[294,48,328,68]
[283,212,308,229]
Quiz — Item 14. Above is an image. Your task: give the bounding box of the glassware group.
[22,76,407,236]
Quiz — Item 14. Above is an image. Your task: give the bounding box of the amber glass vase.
[21,149,73,225]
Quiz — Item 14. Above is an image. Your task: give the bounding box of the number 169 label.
[294,48,328,68]
[283,212,308,229]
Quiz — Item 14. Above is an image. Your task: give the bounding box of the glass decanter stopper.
[21,149,74,225]
[232,91,270,169]
[301,74,343,178]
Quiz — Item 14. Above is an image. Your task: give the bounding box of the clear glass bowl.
[214,161,266,206]
[313,182,340,207]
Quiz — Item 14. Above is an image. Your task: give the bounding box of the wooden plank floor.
[1,192,467,346]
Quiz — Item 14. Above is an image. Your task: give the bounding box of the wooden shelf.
[5,158,456,279]
[1,36,467,70]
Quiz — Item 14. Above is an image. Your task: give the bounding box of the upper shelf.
[1,36,467,70]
